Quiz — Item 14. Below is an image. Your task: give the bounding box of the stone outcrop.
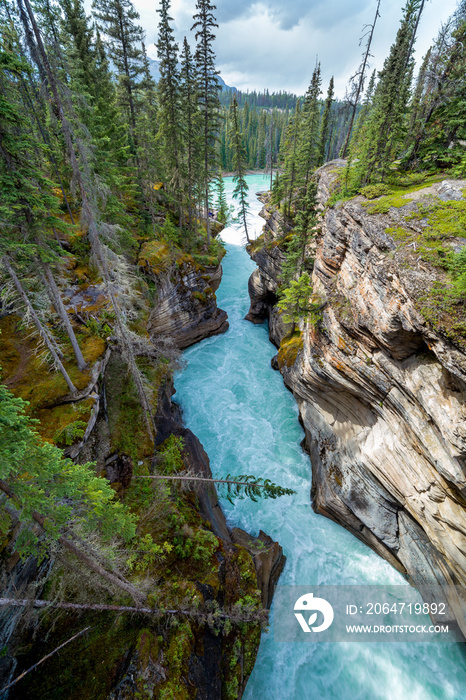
[147,260,228,349]
[247,160,466,636]
[0,253,283,698]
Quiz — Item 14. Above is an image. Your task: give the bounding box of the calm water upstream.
[174,175,466,699]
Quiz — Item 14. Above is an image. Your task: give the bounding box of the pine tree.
[407,3,466,173]
[92,0,148,217]
[156,0,183,222]
[340,0,381,158]
[0,40,86,374]
[296,63,322,192]
[215,170,229,224]
[349,0,425,185]
[191,0,221,243]
[180,36,201,233]
[229,96,250,243]
[19,0,156,440]
[0,381,142,601]
[278,103,301,215]
[318,76,334,165]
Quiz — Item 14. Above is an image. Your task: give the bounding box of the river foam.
[174,175,466,700]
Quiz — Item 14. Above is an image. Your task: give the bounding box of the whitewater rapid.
[174,175,466,700]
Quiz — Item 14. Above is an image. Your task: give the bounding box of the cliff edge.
[247,161,466,636]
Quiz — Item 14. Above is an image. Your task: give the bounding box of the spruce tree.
[156,0,183,222]
[191,0,221,243]
[229,96,250,243]
[318,76,334,165]
[340,0,381,158]
[296,63,322,192]
[350,0,425,185]
[180,36,201,234]
[214,170,229,224]
[407,4,466,173]
[20,0,156,440]
[92,0,148,216]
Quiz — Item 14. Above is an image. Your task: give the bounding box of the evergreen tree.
[191,0,221,243]
[340,0,381,158]
[0,40,87,374]
[349,0,425,185]
[0,381,141,601]
[215,170,229,224]
[279,103,301,215]
[407,3,466,173]
[92,0,148,215]
[156,0,183,221]
[20,0,157,439]
[277,272,321,332]
[318,76,334,165]
[229,96,250,243]
[180,36,201,233]
[297,63,322,192]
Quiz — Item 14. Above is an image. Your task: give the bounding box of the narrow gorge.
[246,162,466,631]
[174,174,466,699]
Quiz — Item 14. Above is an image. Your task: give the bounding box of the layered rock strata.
[247,161,466,636]
[148,261,228,348]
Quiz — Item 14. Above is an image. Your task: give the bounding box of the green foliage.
[222,474,296,504]
[157,435,185,475]
[363,194,412,214]
[359,183,391,199]
[126,533,173,573]
[278,272,321,326]
[173,526,218,561]
[348,0,425,187]
[229,96,251,241]
[53,419,87,446]
[215,171,231,224]
[0,380,136,558]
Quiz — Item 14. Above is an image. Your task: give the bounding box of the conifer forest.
[0,0,465,697]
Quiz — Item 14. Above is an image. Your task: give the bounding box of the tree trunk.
[0,479,146,605]
[20,0,155,441]
[39,261,87,371]
[3,256,77,394]
[341,0,382,159]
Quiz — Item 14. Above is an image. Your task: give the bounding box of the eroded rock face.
[247,161,466,636]
[148,262,228,349]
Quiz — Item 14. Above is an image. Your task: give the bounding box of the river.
[174,174,466,699]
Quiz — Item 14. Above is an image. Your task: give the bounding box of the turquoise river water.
[174,175,466,699]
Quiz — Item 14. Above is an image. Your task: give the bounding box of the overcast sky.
[128,0,459,96]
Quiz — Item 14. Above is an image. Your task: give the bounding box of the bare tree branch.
[0,626,91,695]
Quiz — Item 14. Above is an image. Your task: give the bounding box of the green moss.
[138,240,172,276]
[246,233,266,254]
[385,226,413,241]
[105,354,155,463]
[277,331,303,369]
[363,194,413,214]
[192,291,207,303]
[424,199,466,240]
[37,397,94,446]
[359,183,391,199]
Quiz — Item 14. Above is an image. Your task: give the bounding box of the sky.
[130,0,459,97]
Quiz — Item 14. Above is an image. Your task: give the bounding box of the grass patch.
[363,194,413,214]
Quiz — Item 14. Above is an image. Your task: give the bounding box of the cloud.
[102,0,461,96]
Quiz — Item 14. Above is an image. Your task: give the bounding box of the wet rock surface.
[247,160,466,636]
[148,262,229,349]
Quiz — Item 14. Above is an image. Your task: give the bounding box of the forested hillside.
[1,0,466,695]
[271,0,466,328]
[0,0,287,696]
